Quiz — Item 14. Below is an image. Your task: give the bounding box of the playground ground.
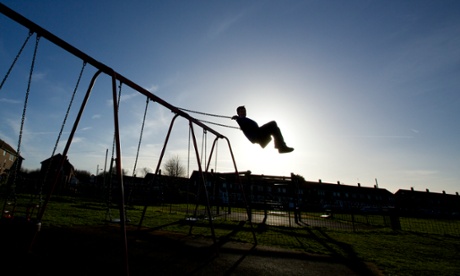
[1,224,383,276]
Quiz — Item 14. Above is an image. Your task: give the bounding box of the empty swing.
[105,81,124,222]
[35,60,87,212]
[1,33,41,221]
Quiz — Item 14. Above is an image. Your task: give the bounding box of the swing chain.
[178,107,232,119]
[177,107,240,130]
[2,34,40,217]
[53,61,87,156]
[38,61,87,205]
[198,119,240,130]
[0,31,34,92]
[17,34,41,157]
[132,97,150,176]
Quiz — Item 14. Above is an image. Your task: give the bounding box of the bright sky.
[1,1,459,194]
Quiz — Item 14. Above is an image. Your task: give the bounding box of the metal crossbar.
[0,3,224,139]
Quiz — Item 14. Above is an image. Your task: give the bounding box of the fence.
[3,171,460,238]
[133,199,460,237]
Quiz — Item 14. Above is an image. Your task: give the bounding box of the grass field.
[2,195,460,275]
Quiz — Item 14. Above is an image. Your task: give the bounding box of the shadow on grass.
[305,227,377,276]
[186,220,259,275]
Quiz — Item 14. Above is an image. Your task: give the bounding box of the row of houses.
[184,171,460,218]
[0,138,76,194]
[125,170,459,219]
[1,139,459,218]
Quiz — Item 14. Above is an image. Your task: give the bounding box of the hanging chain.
[37,61,87,205]
[3,34,41,215]
[17,34,40,159]
[106,81,123,221]
[0,31,34,92]
[132,97,149,176]
[198,119,240,130]
[187,126,191,177]
[201,130,207,166]
[111,82,123,162]
[214,139,219,172]
[53,61,87,156]
[178,107,232,119]
[177,107,240,130]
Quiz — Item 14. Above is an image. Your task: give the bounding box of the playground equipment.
[0,3,255,276]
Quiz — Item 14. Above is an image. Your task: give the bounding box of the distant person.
[232,106,294,153]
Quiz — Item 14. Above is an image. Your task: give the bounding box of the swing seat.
[110,218,131,223]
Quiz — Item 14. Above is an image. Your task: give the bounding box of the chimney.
[337,181,340,185]
[358,183,361,187]
[318,179,322,183]
[411,187,414,191]
[443,190,446,194]
[426,189,429,193]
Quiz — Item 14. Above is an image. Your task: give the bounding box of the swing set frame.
[0,3,256,276]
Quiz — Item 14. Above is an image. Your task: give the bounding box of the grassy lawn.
[3,195,460,275]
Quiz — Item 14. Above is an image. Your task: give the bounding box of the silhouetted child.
[232,106,294,153]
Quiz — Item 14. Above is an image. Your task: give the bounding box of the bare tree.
[135,167,152,178]
[163,155,185,177]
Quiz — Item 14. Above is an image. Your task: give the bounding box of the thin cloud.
[70,137,84,144]
[120,92,138,102]
[381,21,460,86]
[105,92,138,106]
[405,170,438,176]
[23,131,59,135]
[32,71,46,81]
[344,135,413,139]
[207,10,247,40]
[0,98,21,104]
[146,84,159,93]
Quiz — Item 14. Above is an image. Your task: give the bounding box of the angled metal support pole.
[205,137,219,173]
[154,113,180,175]
[189,121,217,245]
[111,73,129,276]
[137,113,180,230]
